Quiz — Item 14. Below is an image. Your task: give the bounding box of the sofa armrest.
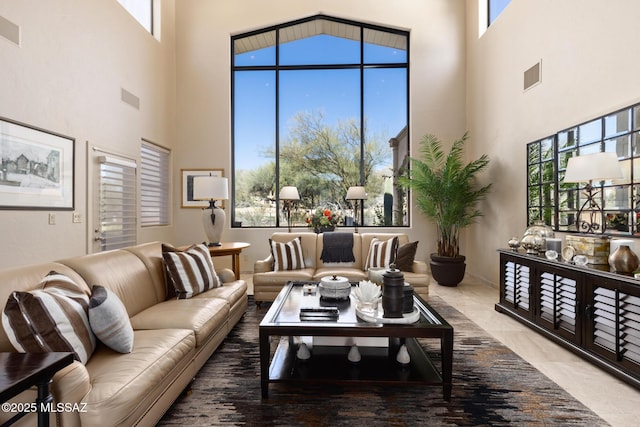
[412,260,428,274]
[218,268,236,283]
[254,255,274,274]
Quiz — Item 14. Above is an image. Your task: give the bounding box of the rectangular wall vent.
[524,61,541,91]
[121,88,140,110]
[0,15,20,46]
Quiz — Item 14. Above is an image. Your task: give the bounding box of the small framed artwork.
[0,117,74,210]
[181,168,225,208]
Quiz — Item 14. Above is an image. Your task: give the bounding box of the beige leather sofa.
[0,242,247,427]
[253,232,429,305]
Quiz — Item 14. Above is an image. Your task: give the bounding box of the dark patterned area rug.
[158,296,608,426]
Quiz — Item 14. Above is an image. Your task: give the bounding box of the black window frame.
[526,101,640,236]
[230,14,411,229]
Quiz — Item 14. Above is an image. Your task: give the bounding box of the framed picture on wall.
[181,168,225,208]
[0,117,74,210]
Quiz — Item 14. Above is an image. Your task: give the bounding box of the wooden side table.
[0,352,74,427]
[208,242,250,280]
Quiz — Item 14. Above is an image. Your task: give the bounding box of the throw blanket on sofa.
[320,232,355,263]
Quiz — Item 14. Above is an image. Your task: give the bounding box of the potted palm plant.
[400,132,492,286]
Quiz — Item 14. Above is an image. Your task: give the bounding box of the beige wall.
[466,0,640,285]
[173,0,467,269]
[0,0,176,268]
[0,0,466,272]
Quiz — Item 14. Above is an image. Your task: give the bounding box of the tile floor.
[429,275,639,427]
[243,274,639,427]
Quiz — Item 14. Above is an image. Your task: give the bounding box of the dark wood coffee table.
[259,281,454,400]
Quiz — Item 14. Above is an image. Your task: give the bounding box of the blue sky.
[234,33,407,171]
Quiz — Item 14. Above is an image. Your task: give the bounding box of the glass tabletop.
[261,281,447,329]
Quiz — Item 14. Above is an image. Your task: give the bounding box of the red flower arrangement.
[306,208,343,229]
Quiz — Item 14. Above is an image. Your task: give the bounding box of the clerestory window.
[231,15,410,229]
[117,0,153,34]
[488,0,511,26]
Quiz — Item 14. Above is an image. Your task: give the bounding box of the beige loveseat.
[253,232,429,306]
[0,242,247,427]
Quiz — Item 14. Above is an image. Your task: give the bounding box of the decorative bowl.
[319,275,351,300]
[573,255,588,266]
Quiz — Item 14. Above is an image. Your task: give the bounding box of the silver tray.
[355,304,420,324]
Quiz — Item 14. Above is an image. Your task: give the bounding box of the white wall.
[0,0,176,268]
[466,0,640,285]
[173,0,467,270]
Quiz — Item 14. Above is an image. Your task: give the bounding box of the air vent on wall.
[524,61,541,91]
[121,88,140,110]
[0,15,20,46]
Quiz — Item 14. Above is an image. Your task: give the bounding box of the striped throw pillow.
[162,244,221,299]
[89,285,134,353]
[270,237,305,271]
[364,236,399,270]
[1,271,96,364]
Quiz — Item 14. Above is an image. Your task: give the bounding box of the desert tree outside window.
[231,15,410,229]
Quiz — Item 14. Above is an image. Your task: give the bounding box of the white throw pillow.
[89,285,134,353]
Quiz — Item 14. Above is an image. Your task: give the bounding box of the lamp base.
[201,206,225,246]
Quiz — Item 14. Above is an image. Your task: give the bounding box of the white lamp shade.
[564,152,623,183]
[346,186,367,200]
[279,186,300,200]
[193,176,229,200]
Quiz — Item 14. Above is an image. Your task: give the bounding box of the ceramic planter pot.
[430,254,466,287]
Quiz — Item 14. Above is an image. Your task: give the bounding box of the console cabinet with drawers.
[496,249,640,389]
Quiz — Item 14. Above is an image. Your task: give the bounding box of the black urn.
[382,265,405,318]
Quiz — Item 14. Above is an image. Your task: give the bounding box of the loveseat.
[253,232,429,306]
[0,242,247,427]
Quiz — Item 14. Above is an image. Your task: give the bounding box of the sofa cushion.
[396,241,419,272]
[1,271,95,364]
[89,285,134,353]
[162,244,221,299]
[270,237,305,271]
[197,280,248,308]
[130,298,228,347]
[80,328,195,427]
[253,268,315,286]
[364,236,399,269]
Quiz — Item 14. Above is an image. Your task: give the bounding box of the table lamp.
[193,175,229,246]
[346,186,367,233]
[279,186,300,232]
[563,152,623,233]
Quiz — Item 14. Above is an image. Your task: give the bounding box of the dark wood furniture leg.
[36,378,53,427]
[259,330,270,398]
[441,329,454,401]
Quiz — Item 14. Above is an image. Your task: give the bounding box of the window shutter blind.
[98,155,137,251]
[540,272,576,333]
[593,287,640,366]
[140,142,170,227]
[504,261,530,310]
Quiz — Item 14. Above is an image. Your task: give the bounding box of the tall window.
[488,0,511,26]
[232,15,409,229]
[140,141,170,227]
